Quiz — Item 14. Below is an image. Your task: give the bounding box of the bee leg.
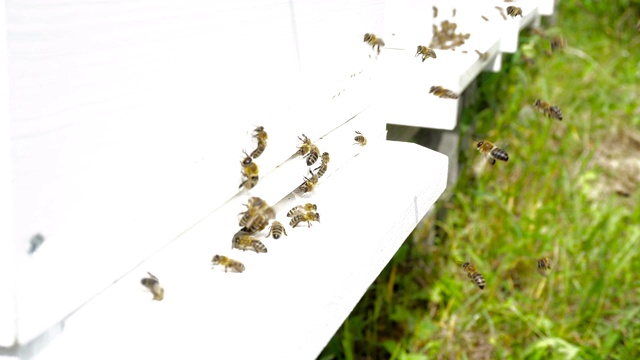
[490,158,496,166]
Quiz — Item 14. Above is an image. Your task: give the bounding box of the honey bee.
[506,6,523,18]
[239,197,276,233]
[481,15,489,21]
[250,126,268,159]
[267,221,288,239]
[476,140,509,166]
[363,33,385,55]
[298,169,320,193]
[415,46,437,62]
[461,262,486,290]
[290,211,321,228]
[296,134,312,156]
[549,35,567,53]
[314,152,330,178]
[475,49,488,61]
[429,86,459,99]
[241,150,253,167]
[533,99,563,121]
[537,257,551,277]
[232,232,268,253]
[452,8,456,17]
[141,272,164,301]
[211,255,246,273]
[287,203,318,217]
[305,144,320,166]
[354,131,367,146]
[240,157,259,190]
[432,6,438,18]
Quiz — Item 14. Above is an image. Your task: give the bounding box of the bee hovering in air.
[287,203,318,217]
[28,233,45,254]
[460,262,486,290]
[429,86,459,99]
[476,140,509,166]
[267,221,288,239]
[533,99,563,121]
[549,35,567,53]
[290,211,321,228]
[537,257,552,277]
[232,231,268,253]
[314,152,330,178]
[211,255,245,273]
[432,6,438,18]
[363,33,385,55]
[141,272,165,301]
[506,6,523,18]
[250,126,268,159]
[415,45,437,62]
[354,131,367,146]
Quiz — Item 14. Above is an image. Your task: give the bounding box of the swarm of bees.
[212,255,245,273]
[141,272,164,301]
[430,86,459,99]
[415,46,437,62]
[363,33,385,55]
[533,99,563,121]
[506,6,523,18]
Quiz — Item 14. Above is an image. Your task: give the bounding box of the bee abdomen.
[550,106,563,120]
[470,273,486,289]
[250,145,265,159]
[306,152,319,166]
[290,215,304,228]
[490,148,509,162]
[252,241,268,253]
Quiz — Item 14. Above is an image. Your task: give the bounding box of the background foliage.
[320,1,640,359]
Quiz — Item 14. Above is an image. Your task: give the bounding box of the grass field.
[320,1,640,359]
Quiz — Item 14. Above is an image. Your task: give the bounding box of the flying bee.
[211,255,245,273]
[481,15,489,21]
[239,158,259,189]
[506,6,523,17]
[537,257,552,277]
[267,221,288,239]
[461,262,486,290]
[533,99,563,121]
[250,126,268,159]
[549,35,567,53]
[363,33,385,55]
[452,8,456,17]
[232,232,268,253]
[141,272,164,301]
[476,140,509,166]
[354,131,367,146]
[296,134,312,156]
[239,197,275,233]
[290,211,321,228]
[305,144,320,166]
[415,45,437,62]
[298,169,320,193]
[429,86,459,99]
[28,233,45,254]
[314,152,330,178]
[432,6,438,18]
[287,203,318,217]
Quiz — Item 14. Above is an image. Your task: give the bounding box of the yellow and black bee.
[305,144,320,166]
[429,86,459,99]
[267,221,288,239]
[314,152,330,178]
[141,272,164,301]
[298,169,319,193]
[476,140,509,166]
[549,35,567,53]
[250,126,268,159]
[415,45,437,62]
[354,131,367,146]
[290,211,321,228]
[287,203,318,217]
[533,99,563,121]
[537,257,551,277]
[211,255,246,273]
[461,262,486,290]
[363,33,385,55]
[506,6,523,18]
[232,232,268,253]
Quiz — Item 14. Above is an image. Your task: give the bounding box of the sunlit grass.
[320,1,640,359]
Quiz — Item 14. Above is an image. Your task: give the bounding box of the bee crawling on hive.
[298,169,320,193]
[141,272,164,301]
[232,231,268,253]
[267,220,288,239]
[239,150,259,190]
[287,203,318,217]
[211,255,245,273]
[238,196,276,233]
[290,211,321,228]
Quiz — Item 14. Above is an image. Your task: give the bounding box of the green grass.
[320,1,640,359]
